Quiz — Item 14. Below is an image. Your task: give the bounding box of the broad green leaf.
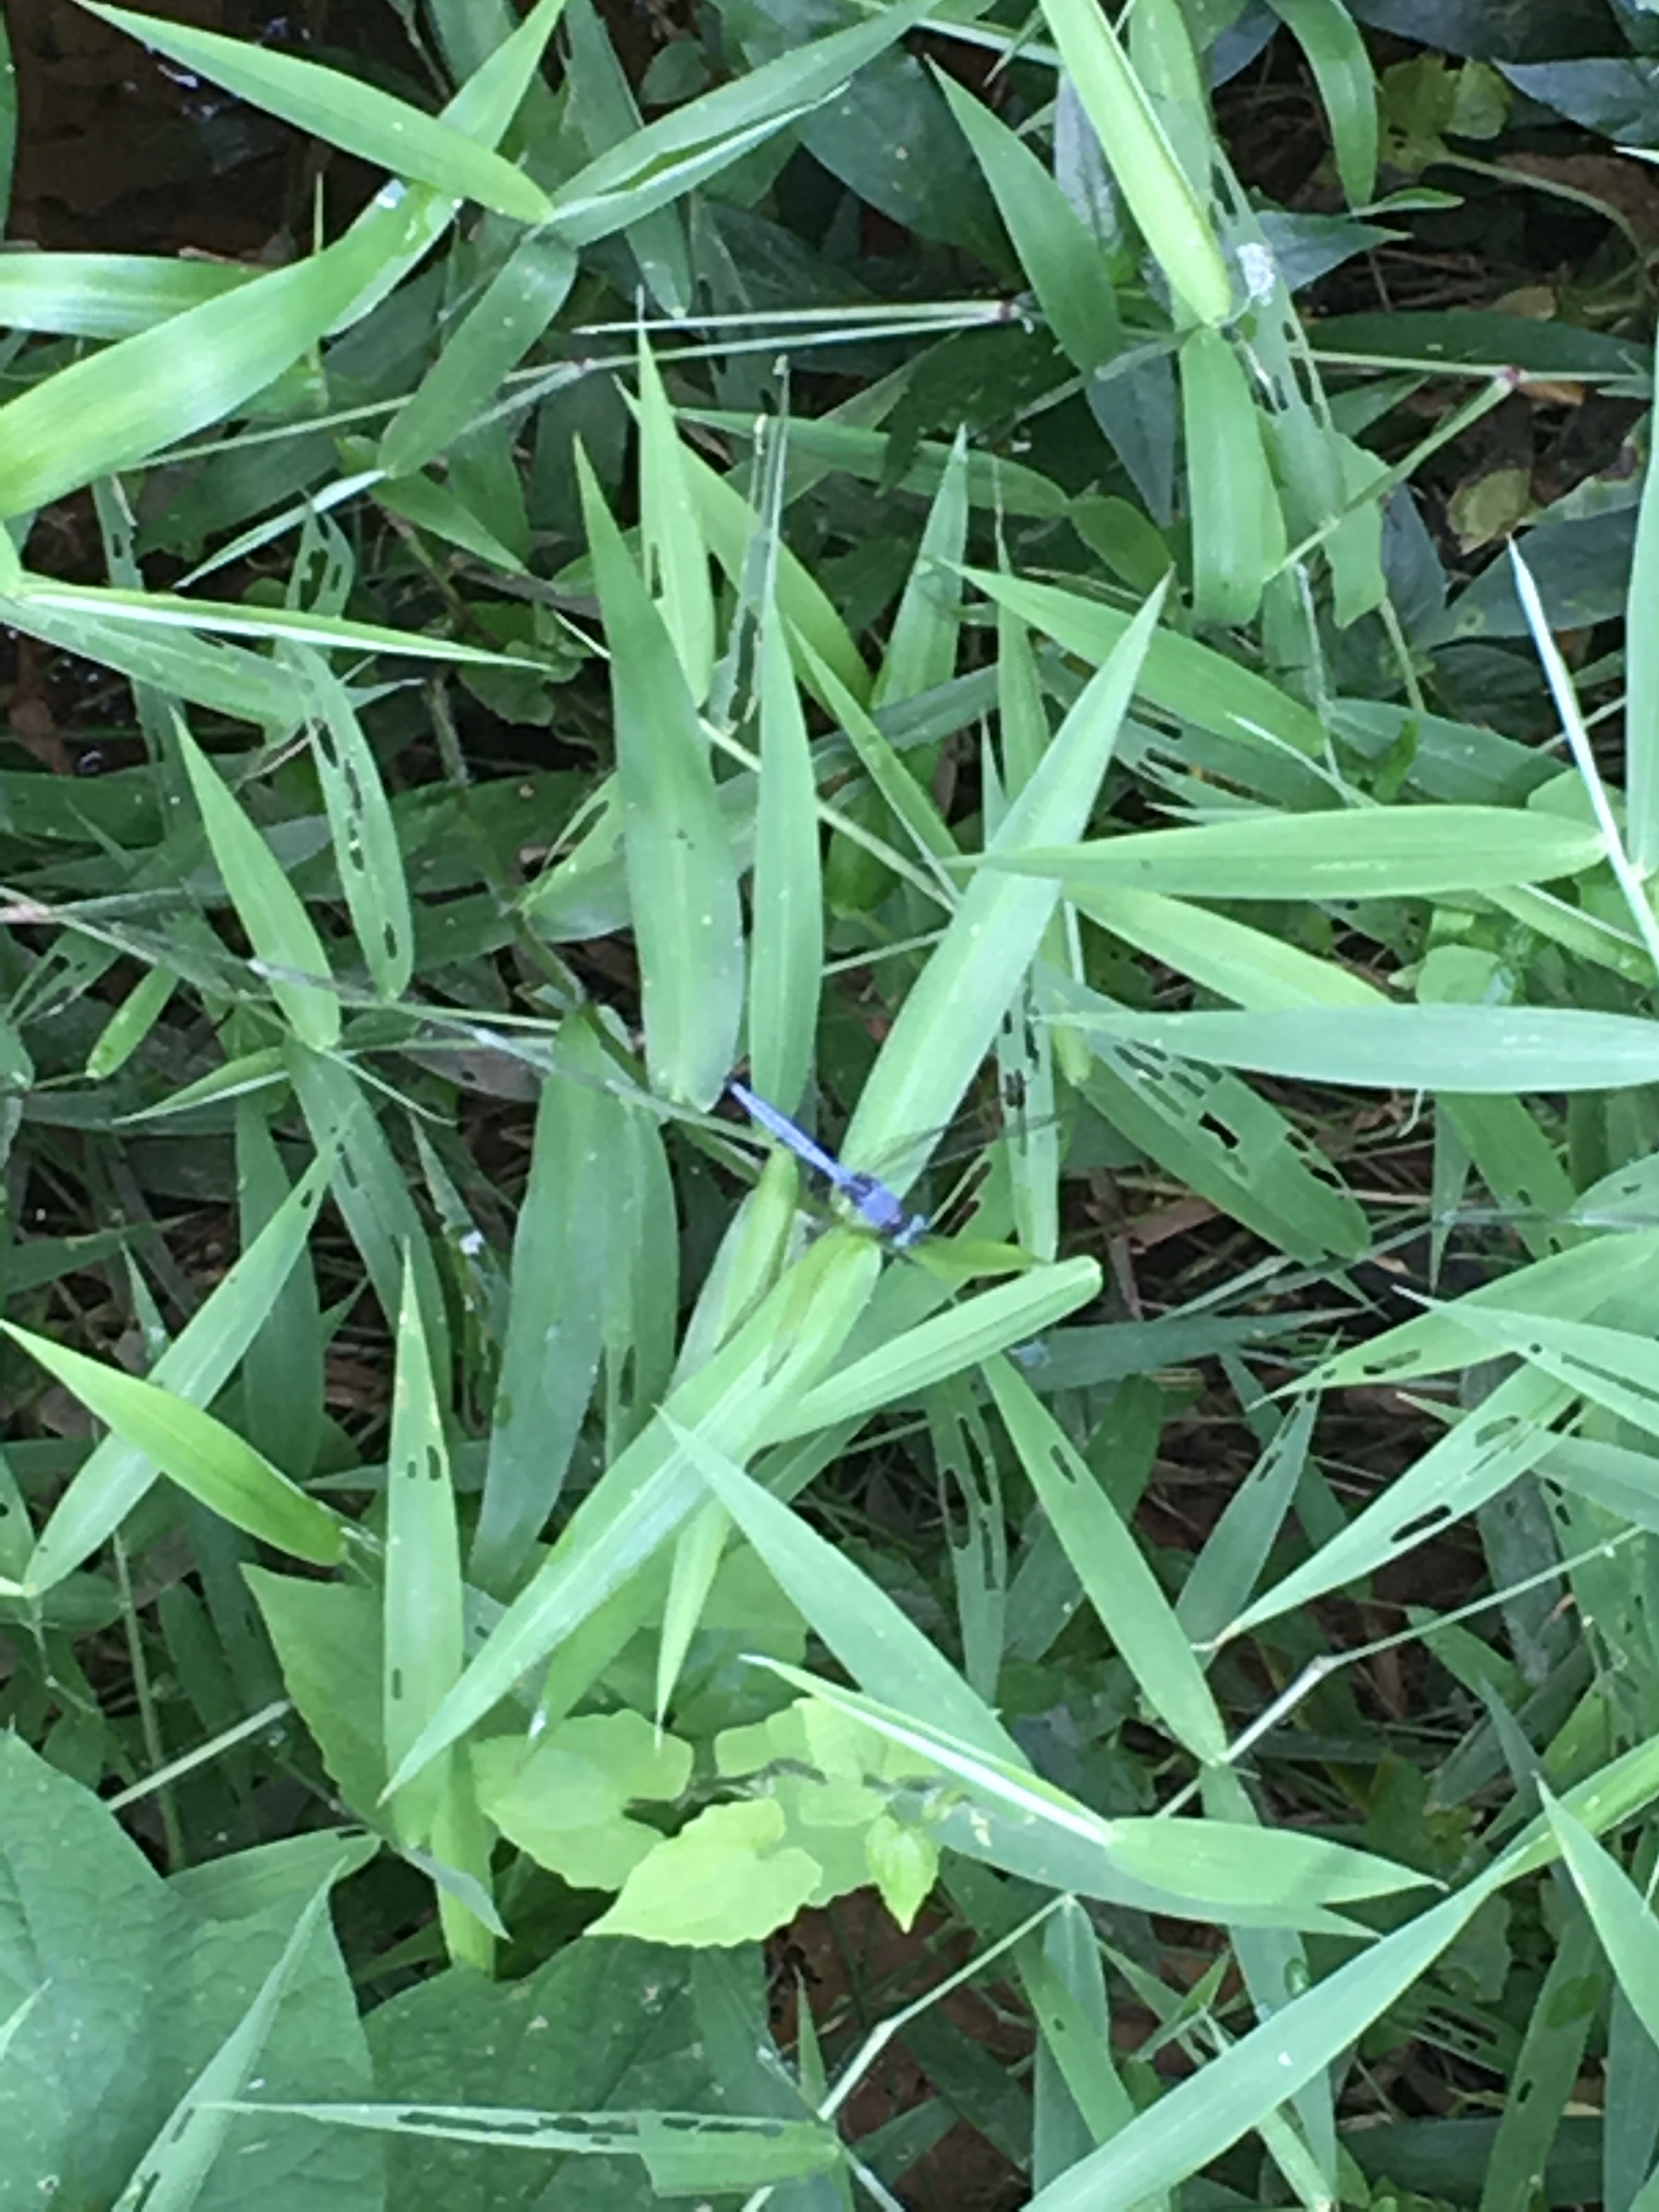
[80,1,555,221]
[2,1323,342,1565]
[471,1711,692,1889]
[755,1661,1417,1927]
[577,450,742,1107]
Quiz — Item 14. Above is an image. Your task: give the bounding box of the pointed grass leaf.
[636,334,716,703]
[964,565,1324,759]
[984,1356,1227,1763]
[933,67,1120,374]
[996,806,1606,901]
[0,209,419,521]
[1625,319,1659,873]
[1226,1365,1572,1642]
[1267,0,1378,208]
[1302,1231,1659,1392]
[383,1259,466,1847]
[0,0,567,518]
[1181,324,1286,628]
[25,1152,330,1589]
[1022,1884,1485,2208]
[777,1257,1101,1438]
[285,646,414,1000]
[664,1414,1024,1764]
[0,251,250,340]
[1060,1002,1659,1093]
[382,1230,882,1797]
[380,230,577,480]
[78,1,554,221]
[746,583,823,1114]
[2,1323,342,1565]
[1037,0,1233,328]
[472,1037,633,1590]
[686,441,870,708]
[843,584,1166,1197]
[873,424,970,710]
[172,713,339,1049]
[577,449,742,1107]
[546,0,936,244]
[1541,1785,1659,2049]
[1081,885,1381,1008]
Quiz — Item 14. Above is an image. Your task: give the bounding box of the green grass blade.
[2,1322,342,1565]
[1023,1885,1486,2207]
[471,1047,621,1592]
[382,1231,882,1796]
[1061,1001,1659,1091]
[286,646,414,1001]
[984,1356,1227,1763]
[25,1155,330,1589]
[546,0,935,242]
[172,712,340,1050]
[934,66,1120,373]
[1037,0,1232,328]
[1266,0,1378,208]
[778,1259,1101,1438]
[81,0,555,222]
[1626,319,1659,871]
[996,806,1605,900]
[636,335,716,703]
[843,584,1166,1193]
[379,231,576,480]
[964,565,1324,759]
[1181,324,1286,627]
[748,584,824,1111]
[577,449,743,1108]
[667,1413,1025,1763]
[0,253,249,340]
[1227,1367,1572,1640]
[383,1258,467,1850]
